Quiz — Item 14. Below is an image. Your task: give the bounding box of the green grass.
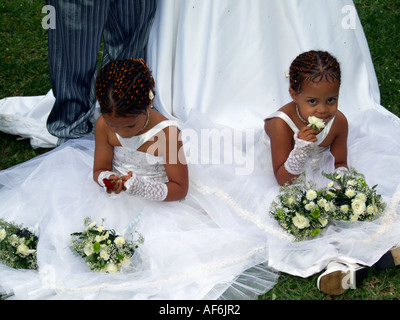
[0,0,399,300]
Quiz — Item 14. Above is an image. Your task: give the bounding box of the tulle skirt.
[0,117,278,300]
[1,109,400,299]
[184,109,400,278]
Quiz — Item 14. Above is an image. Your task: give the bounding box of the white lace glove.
[284,133,315,175]
[124,172,168,201]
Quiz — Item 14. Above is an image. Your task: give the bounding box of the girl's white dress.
[0,117,278,300]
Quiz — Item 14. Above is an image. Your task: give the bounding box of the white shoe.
[317,261,367,295]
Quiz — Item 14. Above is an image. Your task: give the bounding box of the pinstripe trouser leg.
[45,0,157,143]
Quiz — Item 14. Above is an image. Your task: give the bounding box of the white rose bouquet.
[71,217,144,273]
[269,175,332,241]
[322,168,386,222]
[0,219,38,270]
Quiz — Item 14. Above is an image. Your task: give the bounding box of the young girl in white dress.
[0,58,277,300]
[263,50,400,295]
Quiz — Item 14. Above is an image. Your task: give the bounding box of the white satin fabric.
[1,0,400,299]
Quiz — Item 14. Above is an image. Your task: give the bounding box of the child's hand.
[120,172,134,191]
[106,174,124,194]
[298,126,319,143]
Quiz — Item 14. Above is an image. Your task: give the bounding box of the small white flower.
[100,249,110,261]
[121,256,131,267]
[356,193,367,202]
[305,202,316,211]
[88,221,97,229]
[317,198,327,207]
[347,180,356,186]
[114,236,126,246]
[308,116,326,130]
[0,229,6,241]
[319,218,328,227]
[97,226,105,232]
[350,214,360,221]
[292,214,310,229]
[9,234,20,246]
[287,196,296,206]
[306,189,318,201]
[366,205,374,215]
[84,243,94,256]
[340,205,350,213]
[345,188,356,198]
[328,182,334,188]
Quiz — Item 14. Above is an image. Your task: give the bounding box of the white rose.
[104,263,119,274]
[292,214,310,229]
[352,199,366,215]
[317,198,327,207]
[308,116,326,130]
[306,190,318,201]
[0,229,6,241]
[114,236,126,246]
[16,243,35,256]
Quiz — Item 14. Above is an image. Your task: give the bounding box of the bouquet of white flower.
[71,218,144,273]
[0,219,38,270]
[322,168,386,222]
[269,175,332,241]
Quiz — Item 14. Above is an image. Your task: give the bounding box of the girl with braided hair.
[0,57,278,299]
[265,50,348,186]
[93,58,188,201]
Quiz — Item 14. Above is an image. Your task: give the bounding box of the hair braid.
[96,58,155,117]
[289,50,341,93]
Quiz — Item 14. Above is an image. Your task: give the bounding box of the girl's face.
[103,110,149,139]
[290,79,340,124]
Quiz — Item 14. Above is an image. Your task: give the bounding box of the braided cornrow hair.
[289,50,341,94]
[95,58,155,117]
